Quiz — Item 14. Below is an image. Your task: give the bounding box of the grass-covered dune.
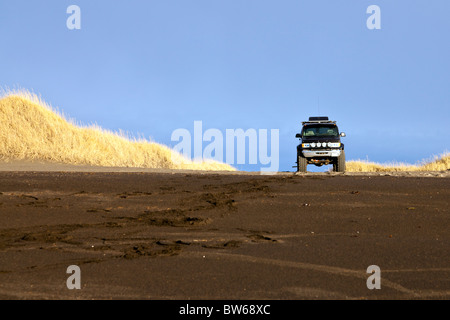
[0,91,234,171]
[346,153,449,172]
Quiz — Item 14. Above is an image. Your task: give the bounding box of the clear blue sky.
[1,0,449,171]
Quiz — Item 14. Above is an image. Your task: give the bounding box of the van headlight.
[329,143,341,148]
[302,143,310,148]
[311,143,316,148]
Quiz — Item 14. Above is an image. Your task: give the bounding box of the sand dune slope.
[346,153,450,172]
[0,92,234,171]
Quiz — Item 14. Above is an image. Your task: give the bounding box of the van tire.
[333,150,346,173]
[297,154,307,173]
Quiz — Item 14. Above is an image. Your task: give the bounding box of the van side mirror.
[295,133,302,138]
[340,132,346,137]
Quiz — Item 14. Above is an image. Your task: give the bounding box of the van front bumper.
[302,149,341,158]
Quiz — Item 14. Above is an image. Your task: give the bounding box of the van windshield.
[302,125,339,137]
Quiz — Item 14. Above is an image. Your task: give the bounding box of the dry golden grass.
[346,153,450,172]
[0,90,235,171]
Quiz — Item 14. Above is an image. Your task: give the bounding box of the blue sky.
[1,0,449,171]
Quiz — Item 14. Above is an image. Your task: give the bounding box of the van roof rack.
[309,117,329,121]
[302,116,336,125]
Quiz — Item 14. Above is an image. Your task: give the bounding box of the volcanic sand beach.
[0,161,448,300]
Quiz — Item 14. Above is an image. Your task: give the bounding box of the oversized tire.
[333,150,346,173]
[297,154,307,173]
